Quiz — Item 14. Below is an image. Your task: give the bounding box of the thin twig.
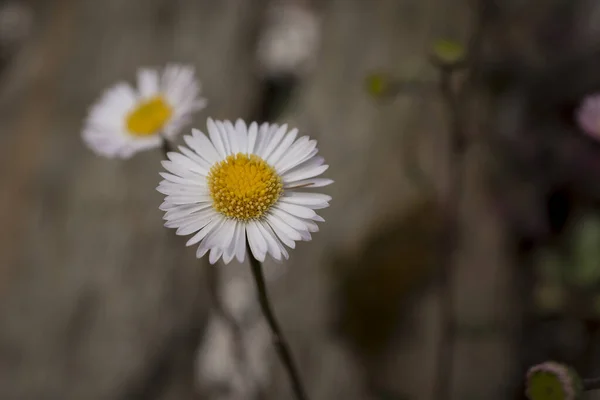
[247,244,309,400]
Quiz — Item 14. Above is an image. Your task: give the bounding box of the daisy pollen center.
[126,96,172,136]
[208,153,283,221]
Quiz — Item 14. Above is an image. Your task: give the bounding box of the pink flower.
[577,94,600,138]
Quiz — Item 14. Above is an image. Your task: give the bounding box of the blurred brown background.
[3,0,600,399]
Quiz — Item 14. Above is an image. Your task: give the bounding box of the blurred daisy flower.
[157,118,333,264]
[83,64,207,158]
[256,0,320,78]
[576,94,600,139]
[526,361,582,400]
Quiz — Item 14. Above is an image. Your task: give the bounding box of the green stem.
[161,135,173,158]
[247,244,308,400]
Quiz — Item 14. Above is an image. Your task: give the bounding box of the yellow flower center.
[126,96,172,136]
[208,153,283,221]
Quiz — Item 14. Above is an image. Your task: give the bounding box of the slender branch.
[247,244,309,400]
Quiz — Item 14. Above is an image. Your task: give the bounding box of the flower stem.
[247,245,309,400]
[161,135,173,159]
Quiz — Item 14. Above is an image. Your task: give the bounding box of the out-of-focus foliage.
[330,198,441,359]
[534,282,567,315]
[569,214,600,287]
[532,213,600,317]
[431,39,465,65]
[364,71,397,99]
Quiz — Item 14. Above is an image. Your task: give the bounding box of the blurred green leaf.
[535,249,565,283]
[364,72,395,98]
[569,214,600,287]
[431,39,465,64]
[533,282,566,314]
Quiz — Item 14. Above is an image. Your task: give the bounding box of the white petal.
[261,221,289,260]
[279,192,331,206]
[163,206,213,225]
[187,216,223,247]
[256,221,282,261]
[223,221,242,264]
[165,194,213,205]
[163,203,212,220]
[267,128,297,166]
[303,219,319,233]
[167,152,209,176]
[299,229,312,241]
[274,202,317,220]
[207,118,227,158]
[186,129,221,165]
[259,124,287,159]
[247,122,258,154]
[266,213,302,242]
[157,184,208,196]
[216,120,233,155]
[158,178,207,192]
[254,123,277,156]
[196,246,210,259]
[137,68,160,98]
[161,160,203,180]
[173,209,216,234]
[194,217,227,254]
[224,120,239,154]
[275,138,316,172]
[313,214,325,222]
[236,223,247,262]
[159,200,174,211]
[265,216,296,249]
[307,202,330,210]
[178,146,213,171]
[235,119,248,154]
[283,163,329,184]
[284,178,334,189]
[278,149,319,175]
[274,136,309,169]
[271,207,312,232]
[223,248,235,264]
[204,218,237,250]
[158,172,203,186]
[246,221,267,261]
[209,247,224,264]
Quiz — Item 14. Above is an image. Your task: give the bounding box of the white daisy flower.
[83,64,207,158]
[157,118,333,264]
